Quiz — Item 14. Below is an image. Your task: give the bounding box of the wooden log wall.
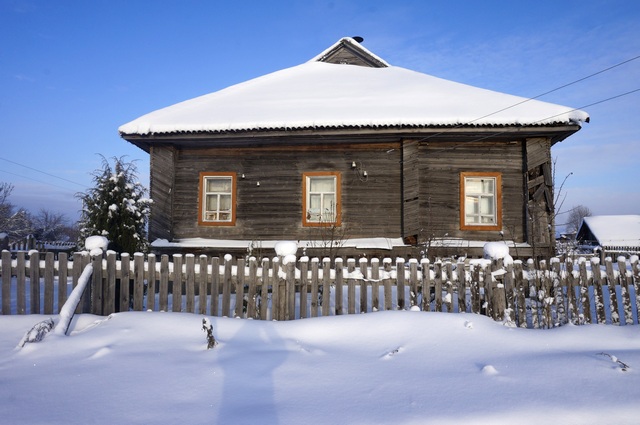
[2,250,640,329]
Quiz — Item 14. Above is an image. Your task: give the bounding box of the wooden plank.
[211,257,221,317]
[260,257,269,320]
[185,254,195,314]
[434,261,443,312]
[322,259,331,317]
[199,255,208,315]
[91,254,102,315]
[235,258,245,319]
[30,252,40,314]
[310,259,319,318]
[57,252,68,314]
[2,250,12,314]
[604,258,619,325]
[360,258,369,313]
[133,253,145,311]
[271,260,280,320]
[247,257,258,319]
[420,259,431,312]
[564,258,577,324]
[578,259,591,324]
[617,257,633,325]
[470,263,480,315]
[503,261,515,323]
[409,260,419,308]
[591,258,606,324]
[334,258,343,315]
[286,260,296,320]
[43,252,54,314]
[17,252,26,314]
[147,254,157,312]
[527,260,539,328]
[120,253,131,312]
[444,262,453,313]
[172,254,183,312]
[514,261,527,327]
[159,255,169,312]
[104,251,116,315]
[371,258,380,311]
[347,259,356,314]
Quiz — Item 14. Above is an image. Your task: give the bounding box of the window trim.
[302,171,342,227]
[198,172,237,226]
[460,172,502,231]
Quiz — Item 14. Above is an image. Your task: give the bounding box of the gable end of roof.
[309,37,389,68]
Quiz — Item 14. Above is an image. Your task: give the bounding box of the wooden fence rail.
[1,250,639,328]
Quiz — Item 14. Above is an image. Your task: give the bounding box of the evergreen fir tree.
[77,156,152,253]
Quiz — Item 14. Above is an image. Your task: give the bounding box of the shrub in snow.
[202,318,217,349]
[76,156,151,253]
[17,318,54,347]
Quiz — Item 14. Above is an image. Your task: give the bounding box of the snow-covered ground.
[1,311,639,425]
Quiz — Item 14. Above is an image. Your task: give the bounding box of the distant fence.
[1,250,639,328]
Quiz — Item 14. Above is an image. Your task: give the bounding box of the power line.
[0,156,87,188]
[0,169,80,193]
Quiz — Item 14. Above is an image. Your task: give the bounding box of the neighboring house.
[576,215,640,258]
[119,37,589,258]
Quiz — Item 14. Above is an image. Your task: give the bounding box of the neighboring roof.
[119,37,589,138]
[577,215,640,248]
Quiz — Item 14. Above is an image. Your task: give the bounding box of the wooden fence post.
[43,252,54,314]
[444,261,453,313]
[172,254,183,312]
[235,258,245,319]
[383,258,392,311]
[247,257,258,319]
[409,259,419,308]
[310,258,319,318]
[396,258,405,310]
[120,253,131,312]
[371,258,380,311]
[222,256,232,317]
[133,253,144,311]
[420,258,431,312]
[146,254,156,312]
[347,259,356,314]
[456,258,467,313]
[211,257,220,317]
[513,261,526,327]
[503,260,515,323]
[617,256,633,325]
[260,257,269,320]
[199,255,209,315]
[591,257,606,324]
[29,251,40,314]
[185,254,196,314]
[104,251,116,315]
[1,250,12,314]
[16,252,26,314]
[359,257,369,313]
[286,259,296,321]
[334,258,343,315]
[527,260,539,328]
[564,258,576,324]
[91,252,103,315]
[470,262,480,315]
[271,258,281,320]
[321,258,331,317]
[632,257,640,321]
[578,258,591,324]
[434,261,443,312]
[159,255,169,312]
[604,258,619,325]
[57,252,69,314]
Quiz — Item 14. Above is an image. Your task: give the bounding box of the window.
[198,172,236,226]
[303,172,341,226]
[460,172,502,231]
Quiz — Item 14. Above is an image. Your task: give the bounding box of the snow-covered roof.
[119,37,589,137]
[580,215,640,248]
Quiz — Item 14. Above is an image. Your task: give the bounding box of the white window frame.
[198,172,236,226]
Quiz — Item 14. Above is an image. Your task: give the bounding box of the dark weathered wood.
[322,259,331,317]
[159,255,169,312]
[564,258,576,324]
[271,260,281,320]
[310,259,319,318]
[2,250,12,314]
[578,259,591,324]
[172,254,183,312]
[371,258,380,311]
[334,258,343,315]
[247,257,258,319]
[235,258,245,319]
[617,257,633,325]
[434,261,443,312]
[259,257,269,320]
[604,258,619,325]
[133,253,145,311]
[29,253,40,314]
[285,260,296,320]
[514,261,527,327]
[444,261,453,313]
[120,253,131,312]
[43,252,54,314]
[16,252,26,314]
[147,254,157,312]
[591,258,606,324]
[185,254,196,313]
[383,258,392,311]
[211,257,221,317]
[104,251,116,315]
[456,259,467,313]
[470,263,480,315]
[421,259,431,312]
[503,261,515,323]
[199,255,208,315]
[57,252,68,314]
[359,258,368,313]
[347,259,356,314]
[409,260,419,308]
[91,254,102,315]
[527,261,539,328]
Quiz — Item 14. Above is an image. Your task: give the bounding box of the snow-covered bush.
[76,156,152,253]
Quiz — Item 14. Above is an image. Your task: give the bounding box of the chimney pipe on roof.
[352,36,364,43]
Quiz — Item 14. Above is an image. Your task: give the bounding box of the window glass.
[200,174,235,224]
[463,175,498,227]
[304,173,340,225]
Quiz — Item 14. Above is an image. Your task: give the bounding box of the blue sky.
[1,0,639,227]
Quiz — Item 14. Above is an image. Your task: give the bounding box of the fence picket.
[334,258,343,316]
[371,258,380,311]
[159,255,169,312]
[104,251,116,315]
[617,257,633,325]
[58,252,69,314]
[604,258,619,325]
[2,251,11,314]
[44,252,54,314]
[591,258,606,324]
